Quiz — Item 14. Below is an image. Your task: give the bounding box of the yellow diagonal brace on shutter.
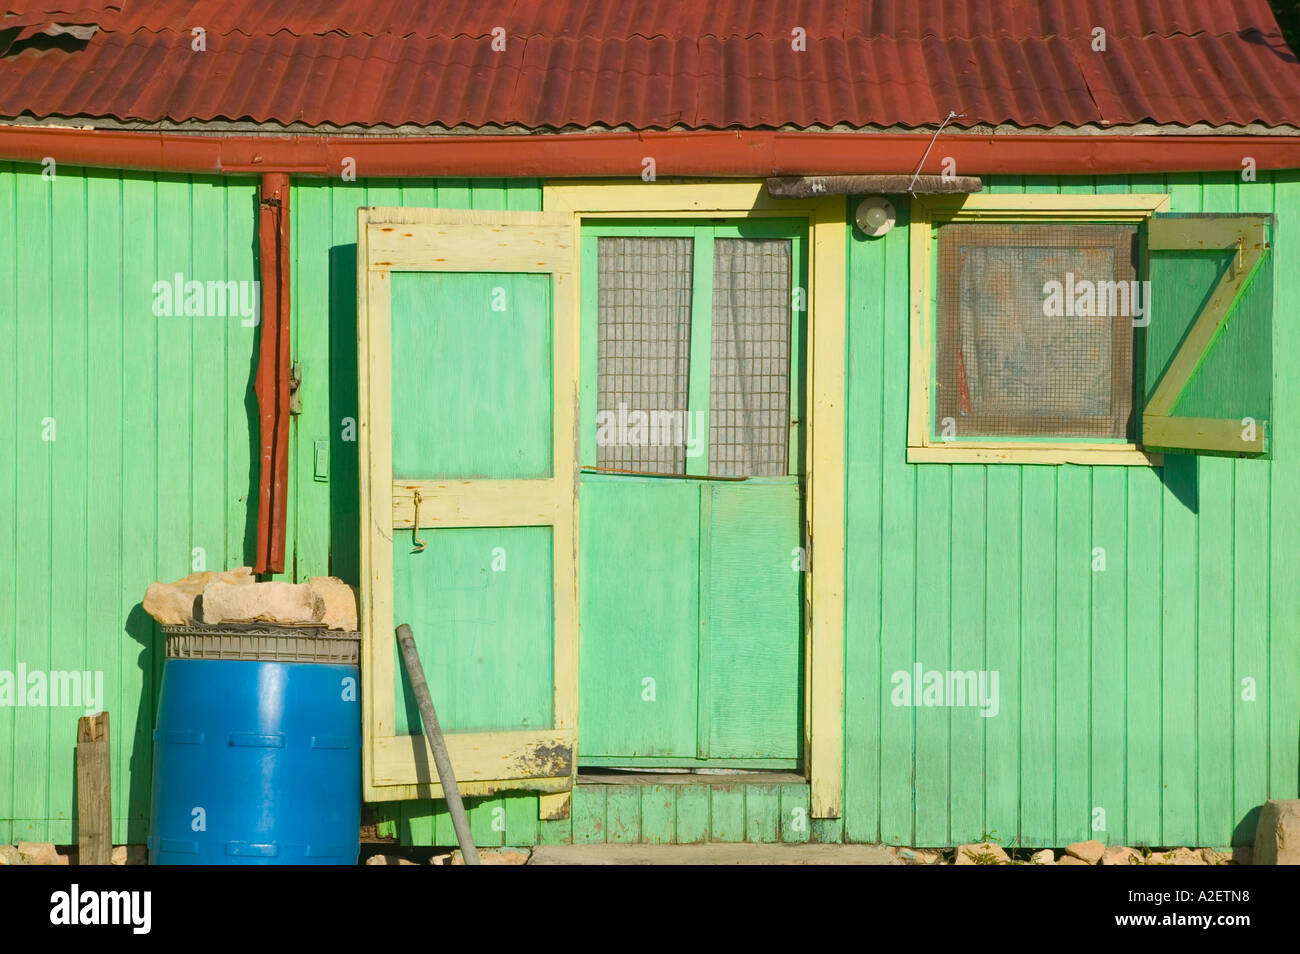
[1146,216,1262,251]
[1142,415,1266,454]
[1145,221,1268,418]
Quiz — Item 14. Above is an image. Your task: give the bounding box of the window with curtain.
[592,225,800,478]
[934,221,1139,441]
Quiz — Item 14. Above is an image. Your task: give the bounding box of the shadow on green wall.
[243,190,264,569]
[122,603,158,843]
[329,243,361,585]
[1158,454,1199,513]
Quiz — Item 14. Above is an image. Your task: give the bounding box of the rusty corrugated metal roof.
[1,0,1297,130]
[6,0,1286,40]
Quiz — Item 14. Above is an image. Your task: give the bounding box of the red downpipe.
[254,172,291,575]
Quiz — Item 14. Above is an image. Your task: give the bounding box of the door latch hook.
[411,489,427,553]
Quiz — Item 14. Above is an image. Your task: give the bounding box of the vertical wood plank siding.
[0,168,538,842]
[0,167,260,842]
[2,167,1296,848]
[844,172,1300,848]
[286,178,541,585]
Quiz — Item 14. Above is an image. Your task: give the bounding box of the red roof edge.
[1,127,1297,177]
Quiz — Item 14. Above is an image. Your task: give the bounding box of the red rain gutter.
[253,172,291,575]
[0,127,1298,177]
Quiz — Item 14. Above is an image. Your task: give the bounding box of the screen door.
[357,208,578,804]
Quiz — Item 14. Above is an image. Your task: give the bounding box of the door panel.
[578,475,700,757]
[577,475,803,765]
[394,527,554,735]
[391,271,552,478]
[706,481,802,758]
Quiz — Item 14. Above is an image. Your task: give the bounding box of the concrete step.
[528,844,901,865]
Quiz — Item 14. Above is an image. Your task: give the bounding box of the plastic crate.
[161,623,360,665]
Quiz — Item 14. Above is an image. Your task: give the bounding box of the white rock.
[894,846,944,865]
[1144,847,1206,866]
[143,566,254,624]
[1101,845,1142,865]
[201,580,324,625]
[1031,849,1055,865]
[111,845,147,866]
[954,842,1010,865]
[451,847,531,865]
[365,854,417,865]
[17,842,66,865]
[1254,799,1300,865]
[1065,839,1105,864]
[308,577,358,631]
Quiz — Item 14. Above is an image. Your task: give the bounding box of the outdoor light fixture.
[855,196,896,237]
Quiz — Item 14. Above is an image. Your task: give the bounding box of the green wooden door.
[577,220,807,767]
[358,208,579,803]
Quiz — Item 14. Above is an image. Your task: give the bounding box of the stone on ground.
[1065,839,1105,864]
[1101,846,1142,865]
[1199,847,1234,865]
[528,844,900,865]
[451,847,530,865]
[1057,854,1092,865]
[111,845,147,865]
[1253,798,1300,865]
[955,842,1010,865]
[892,846,944,865]
[1144,847,1206,865]
[17,842,67,865]
[1030,849,1055,865]
[365,854,418,865]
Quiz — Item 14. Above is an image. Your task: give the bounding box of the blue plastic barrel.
[149,658,361,865]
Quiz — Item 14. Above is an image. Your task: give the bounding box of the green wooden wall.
[0,166,261,843]
[2,166,1297,849]
[287,177,544,586]
[843,173,1300,849]
[0,169,539,843]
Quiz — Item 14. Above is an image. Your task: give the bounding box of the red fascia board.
[0,126,1297,177]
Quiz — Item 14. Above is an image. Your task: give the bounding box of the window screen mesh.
[935,222,1137,440]
[710,238,792,476]
[596,237,693,474]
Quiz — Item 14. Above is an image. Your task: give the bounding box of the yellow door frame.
[544,180,846,818]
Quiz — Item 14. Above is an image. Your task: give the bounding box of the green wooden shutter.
[1142,213,1273,456]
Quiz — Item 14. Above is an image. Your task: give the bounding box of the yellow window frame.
[908,193,1172,466]
[543,180,847,819]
